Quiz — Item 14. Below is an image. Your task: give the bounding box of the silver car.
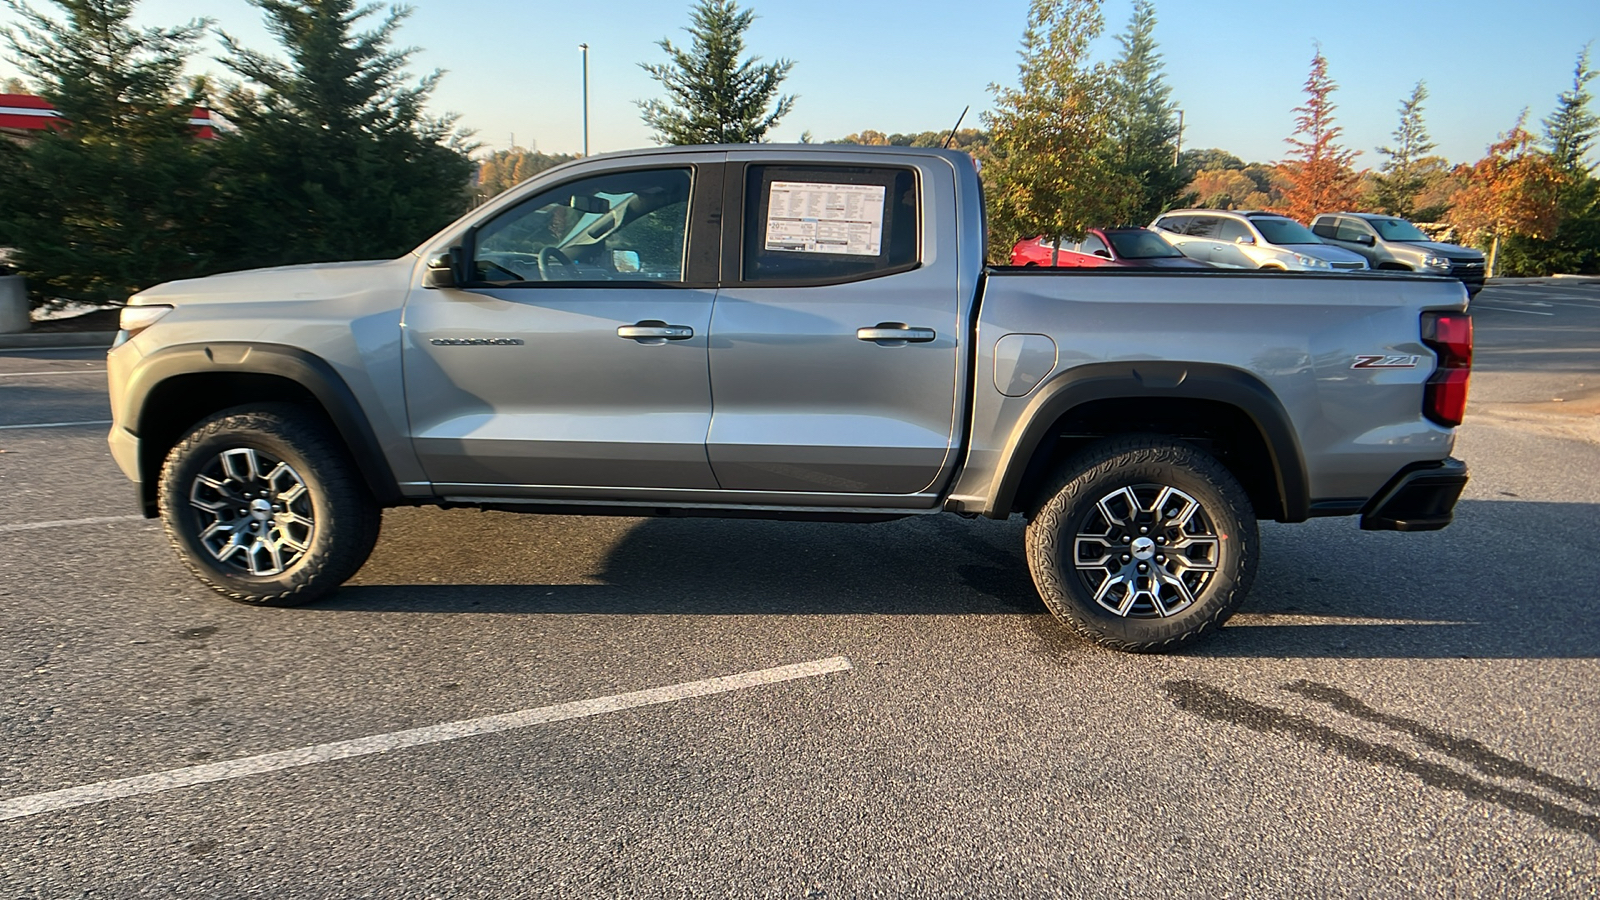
[1151,209,1369,272]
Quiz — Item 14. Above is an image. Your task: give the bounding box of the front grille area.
[1331,261,1366,270]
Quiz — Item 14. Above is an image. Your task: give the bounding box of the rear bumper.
[1360,457,1468,532]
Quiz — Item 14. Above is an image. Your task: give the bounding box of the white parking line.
[1472,304,1554,316]
[0,419,112,430]
[0,656,855,822]
[0,369,107,378]
[0,515,150,534]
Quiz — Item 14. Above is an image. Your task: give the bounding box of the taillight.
[1421,312,1472,427]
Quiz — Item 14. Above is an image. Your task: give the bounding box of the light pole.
[579,43,589,157]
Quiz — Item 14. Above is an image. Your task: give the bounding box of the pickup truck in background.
[105,145,1472,652]
[1311,212,1487,296]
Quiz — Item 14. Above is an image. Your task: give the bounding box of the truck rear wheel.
[1025,436,1258,652]
[157,404,381,607]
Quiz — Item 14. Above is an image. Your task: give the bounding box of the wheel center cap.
[249,498,273,521]
[1131,536,1156,560]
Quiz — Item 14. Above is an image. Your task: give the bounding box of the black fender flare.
[122,342,401,511]
[984,361,1310,522]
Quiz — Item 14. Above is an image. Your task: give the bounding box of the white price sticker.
[764,181,886,256]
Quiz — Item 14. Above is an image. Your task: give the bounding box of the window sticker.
[764,181,886,256]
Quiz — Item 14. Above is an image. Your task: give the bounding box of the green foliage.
[211,0,476,269]
[639,0,795,145]
[829,128,990,153]
[1179,148,1244,175]
[0,0,216,307]
[1105,0,1184,221]
[982,0,1138,257]
[1371,81,1436,218]
[1542,44,1597,175]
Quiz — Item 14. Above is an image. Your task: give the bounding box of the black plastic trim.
[122,343,402,513]
[986,361,1310,522]
[1360,457,1468,532]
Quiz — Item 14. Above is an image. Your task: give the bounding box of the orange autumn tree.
[1276,48,1362,221]
[1448,114,1564,276]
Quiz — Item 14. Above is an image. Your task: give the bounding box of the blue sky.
[3,0,1598,166]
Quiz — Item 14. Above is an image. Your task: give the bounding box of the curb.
[1488,275,1600,285]
[0,330,117,350]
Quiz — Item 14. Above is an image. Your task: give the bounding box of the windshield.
[1367,217,1431,242]
[1251,217,1322,245]
[1106,230,1182,259]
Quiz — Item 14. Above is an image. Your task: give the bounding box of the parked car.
[107,145,1469,653]
[1151,210,1369,272]
[1310,213,1486,296]
[1011,227,1211,268]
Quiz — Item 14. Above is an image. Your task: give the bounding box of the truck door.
[706,158,963,498]
[402,157,724,495]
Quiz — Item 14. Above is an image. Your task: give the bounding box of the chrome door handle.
[617,320,694,343]
[857,323,936,345]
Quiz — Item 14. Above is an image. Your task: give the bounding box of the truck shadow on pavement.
[328,499,1597,660]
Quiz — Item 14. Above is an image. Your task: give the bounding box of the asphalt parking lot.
[2,282,1597,898]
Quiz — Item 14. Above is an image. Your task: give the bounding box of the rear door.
[705,155,963,498]
[1213,218,1256,268]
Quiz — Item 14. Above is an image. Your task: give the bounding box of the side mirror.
[1093,249,1112,259]
[1235,235,1255,245]
[424,248,464,289]
[611,249,641,273]
[1355,234,1376,246]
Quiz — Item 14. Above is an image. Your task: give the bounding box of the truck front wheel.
[1025,437,1258,652]
[157,404,381,607]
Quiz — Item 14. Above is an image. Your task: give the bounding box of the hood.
[1402,241,1484,260]
[1291,244,1369,265]
[129,257,414,306]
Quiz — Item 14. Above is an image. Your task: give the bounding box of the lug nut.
[1121,554,1131,562]
[1155,537,1166,545]
[1138,563,1148,573]
[1122,535,1132,544]
[1139,526,1149,534]
[1156,555,1165,563]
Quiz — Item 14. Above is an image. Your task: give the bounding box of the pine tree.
[1106,0,1184,222]
[213,0,475,269]
[639,0,795,145]
[1372,81,1436,218]
[0,0,215,306]
[982,0,1138,260]
[1277,47,1361,222]
[1542,44,1598,174]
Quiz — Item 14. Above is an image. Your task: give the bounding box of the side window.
[1311,218,1339,239]
[1186,217,1222,238]
[1218,219,1252,242]
[1079,233,1109,256]
[1335,217,1371,242]
[471,167,692,285]
[1155,215,1188,234]
[742,164,918,283]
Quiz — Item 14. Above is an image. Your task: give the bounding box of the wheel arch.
[123,343,401,516]
[985,362,1309,523]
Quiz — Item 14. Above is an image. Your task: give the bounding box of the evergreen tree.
[1106,0,1184,222]
[1447,113,1563,276]
[639,0,795,145]
[1542,44,1597,174]
[213,0,475,269]
[0,0,215,307]
[1372,81,1436,218]
[982,0,1138,260]
[1277,47,1361,222]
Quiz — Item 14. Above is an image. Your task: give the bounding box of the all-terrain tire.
[157,403,381,606]
[1025,436,1258,652]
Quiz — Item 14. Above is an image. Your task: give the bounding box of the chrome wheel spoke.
[190,447,314,578]
[1074,482,1217,619]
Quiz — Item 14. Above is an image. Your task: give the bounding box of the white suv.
[1151,210,1369,272]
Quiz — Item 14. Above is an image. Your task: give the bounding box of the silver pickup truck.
[105,145,1472,652]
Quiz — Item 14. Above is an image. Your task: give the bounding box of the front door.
[403,159,723,496]
[705,158,963,499]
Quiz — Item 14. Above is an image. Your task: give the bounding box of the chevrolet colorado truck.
[105,145,1472,652]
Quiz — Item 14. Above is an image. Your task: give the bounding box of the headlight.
[117,304,173,338]
[1422,255,1451,269]
[1295,255,1331,269]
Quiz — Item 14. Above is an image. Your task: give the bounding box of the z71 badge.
[1352,354,1420,369]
